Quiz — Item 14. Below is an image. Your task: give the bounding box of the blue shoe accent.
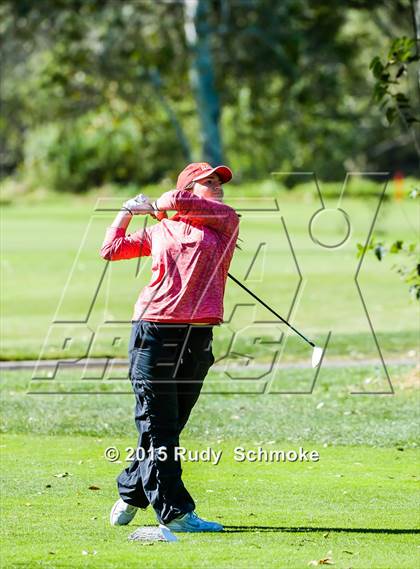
[164,512,223,533]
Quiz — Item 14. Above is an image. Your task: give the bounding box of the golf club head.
[159,525,178,542]
[129,525,178,542]
[312,346,323,368]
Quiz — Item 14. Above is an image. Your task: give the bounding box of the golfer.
[100,162,239,532]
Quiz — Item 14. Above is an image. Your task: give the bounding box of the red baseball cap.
[176,162,233,191]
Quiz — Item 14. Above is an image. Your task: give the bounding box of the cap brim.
[193,165,233,184]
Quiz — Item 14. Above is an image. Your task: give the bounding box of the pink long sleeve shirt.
[100,190,239,324]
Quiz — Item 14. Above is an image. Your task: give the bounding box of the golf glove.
[122,194,154,216]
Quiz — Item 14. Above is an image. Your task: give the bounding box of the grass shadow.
[223,526,420,534]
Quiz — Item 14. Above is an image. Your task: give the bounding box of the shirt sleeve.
[100,226,152,261]
[155,190,239,236]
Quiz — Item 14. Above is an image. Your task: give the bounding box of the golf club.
[227,273,324,368]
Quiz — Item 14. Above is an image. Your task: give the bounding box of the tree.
[1,0,419,188]
[360,0,420,299]
[183,0,223,165]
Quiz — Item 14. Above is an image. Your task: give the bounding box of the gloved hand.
[122,194,154,216]
[150,200,168,221]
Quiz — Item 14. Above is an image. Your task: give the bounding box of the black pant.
[117,320,215,524]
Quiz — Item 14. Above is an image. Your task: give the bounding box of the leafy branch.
[370,36,419,129]
[357,189,420,300]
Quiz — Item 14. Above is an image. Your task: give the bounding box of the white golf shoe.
[110,498,139,526]
[163,511,223,532]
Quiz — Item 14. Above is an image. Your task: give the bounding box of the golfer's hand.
[122,194,154,216]
[151,200,168,221]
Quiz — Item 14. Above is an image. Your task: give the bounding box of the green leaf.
[395,92,409,102]
[370,57,384,79]
[395,65,406,79]
[409,187,419,199]
[369,56,381,70]
[390,240,403,254]
[373,84,388,103]
[386,107,397,124]
[374,244,386,261]
[356,243,365,258]
[411,285,420,301]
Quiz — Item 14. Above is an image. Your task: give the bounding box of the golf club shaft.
[148,209,315,348]
[227,273,315,348]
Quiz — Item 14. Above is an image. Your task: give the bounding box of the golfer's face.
[192,174,224,202]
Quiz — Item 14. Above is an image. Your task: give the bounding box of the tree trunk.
[411,0,420,160]
[183,0,223,165]
[148,69,192,163]
[413,0,420,44]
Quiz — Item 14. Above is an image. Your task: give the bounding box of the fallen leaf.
[308,551,335,566]
[320,550,335,565]
[88,485,101,491]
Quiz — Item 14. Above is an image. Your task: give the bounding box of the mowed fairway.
[1,436,418,568]
[1,188,419,568]
[1,364,419,568]
[1,189,419,361]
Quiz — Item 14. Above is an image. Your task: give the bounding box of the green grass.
[1,365,419,446]
[1,366,419,569]
[1,190,419,361]
[1,434,418,568]
[1,364,419,567]
[1,188,419,567]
